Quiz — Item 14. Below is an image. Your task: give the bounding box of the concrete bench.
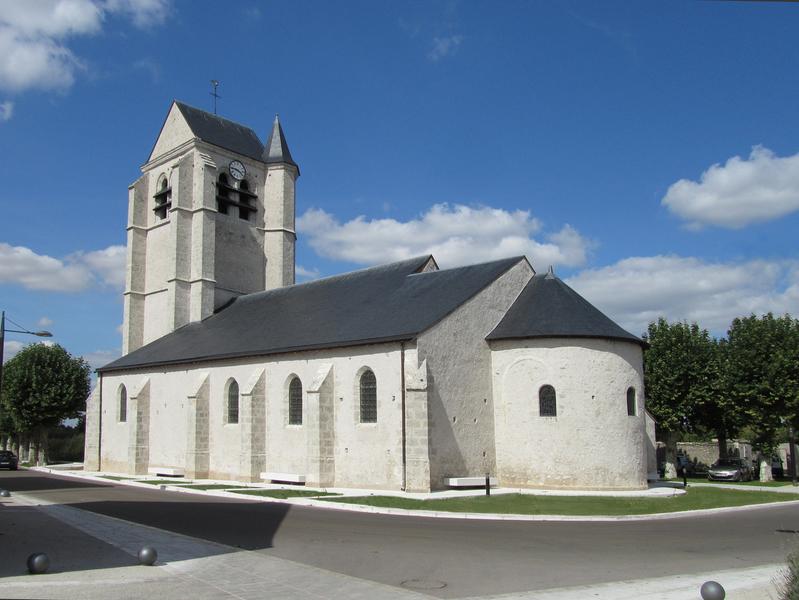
[446,476,497,487]
[260,472,306,484]
[147,467,185,477]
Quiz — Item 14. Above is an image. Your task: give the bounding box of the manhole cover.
[400,579,447,590]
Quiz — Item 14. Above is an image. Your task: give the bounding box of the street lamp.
[0,310,53,400]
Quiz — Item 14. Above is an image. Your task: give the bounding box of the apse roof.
[99,256,524,372]
[487,271,643,345]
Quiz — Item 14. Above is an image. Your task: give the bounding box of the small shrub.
[778,547,799,600]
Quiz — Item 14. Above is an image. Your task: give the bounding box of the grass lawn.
[680,477,793,488]
[138,479,194,485]
[230,488,340,499]
[98,475,134,481]
[169,484,254,491]
[321,487,797,516]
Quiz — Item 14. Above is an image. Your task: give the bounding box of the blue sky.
[1,0,798,370]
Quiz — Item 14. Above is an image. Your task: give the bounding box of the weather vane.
[210,80,221,115]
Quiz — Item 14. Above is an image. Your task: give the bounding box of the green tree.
[726,313,799,481]
[0,343,90,465]
[643,318,724,477]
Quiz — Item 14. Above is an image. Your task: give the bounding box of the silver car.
[708,458,752,482]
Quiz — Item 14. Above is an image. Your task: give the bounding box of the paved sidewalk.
[0,489,787,599]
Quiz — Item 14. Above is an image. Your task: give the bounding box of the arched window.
[359,369,377,423]
[227,380,239,424]
[539,385,557,417]
[288,377,303,425]
[217,173,231,214]
[626,387,636,416]
[118,385,127,423]
[153,174,171,219]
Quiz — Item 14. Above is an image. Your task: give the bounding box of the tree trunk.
[717,431,728,460]
[664,431,678,479]
[759,457,773,482]
[39,432,48,466]
[32,437,40,466]
[11,435,19,457]
[20,435,29,463]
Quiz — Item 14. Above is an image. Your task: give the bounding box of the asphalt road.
[2,470,798,598]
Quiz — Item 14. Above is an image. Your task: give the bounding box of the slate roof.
[487,271,643,345]
[263,115,299,172]
[99,256,524,373]
[172,101,267,162]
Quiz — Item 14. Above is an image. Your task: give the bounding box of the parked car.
[708,458,753,482]
[0,450,18,470]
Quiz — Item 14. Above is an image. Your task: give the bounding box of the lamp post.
[0,310,53,412]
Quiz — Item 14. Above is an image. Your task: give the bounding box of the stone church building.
[84,101,652,492]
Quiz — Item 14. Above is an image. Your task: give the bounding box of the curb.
[28,466,799,523]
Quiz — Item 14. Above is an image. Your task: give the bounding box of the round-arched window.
[359,369,377,423]
[288,377,303,425]
[539,385,557,417]
[227,380,239,424]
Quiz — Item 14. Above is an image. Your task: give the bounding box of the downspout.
[400,342,407,491]
[97,372,103,471]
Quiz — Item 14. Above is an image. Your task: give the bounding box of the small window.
[153,175,172,219]
[227,380,239,424]
[217,173,231,214]
[539,385,557,417]
[626,387,636,416]
[359,369,377,423]
[288,377,303,425]
[118,385,127,422]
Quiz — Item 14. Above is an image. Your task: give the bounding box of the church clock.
[229,160,246,180]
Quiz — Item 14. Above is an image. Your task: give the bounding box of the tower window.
[153,175,172,219]
[216,173,257,221]
[539,385,557,417]
[359,369,377,423]
[627,387,636,416]
[288,376,303,425]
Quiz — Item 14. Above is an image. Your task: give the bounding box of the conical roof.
[262,115,299,172]
[487,272,643,345]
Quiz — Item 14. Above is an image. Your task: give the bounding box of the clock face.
[229,160,246,181]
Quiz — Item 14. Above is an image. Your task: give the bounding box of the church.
[83,101,653,492]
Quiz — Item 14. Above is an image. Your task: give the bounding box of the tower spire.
[262,114,299,173]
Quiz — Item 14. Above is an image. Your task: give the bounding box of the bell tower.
[122,101,298,354]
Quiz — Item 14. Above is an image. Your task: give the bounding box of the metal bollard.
[485,473,490,497]
[700,580,725,600]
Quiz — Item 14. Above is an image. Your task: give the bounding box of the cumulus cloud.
[0,0,170,94]
[0,99,12,120]
[37,317,54,328]
[81,348,120,370]
[2,339,25,362]
[566,255,799,337]
[297,204,592,270]
[429,34,463,61]
[296,265,320,281]
[0,242,126,292]
[662,146,799,229]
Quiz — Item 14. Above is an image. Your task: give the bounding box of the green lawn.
[321,487,796,516]
[680,477,793,488]
[98,475,134,481]
[230,488,340,499]
[169,484,254,491]
[138,479,194,485]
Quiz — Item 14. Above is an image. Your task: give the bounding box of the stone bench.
[260,472,306,484]
[446,476,497,487]
[148,467,185,477]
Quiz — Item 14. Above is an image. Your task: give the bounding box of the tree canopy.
[0,343,91,434]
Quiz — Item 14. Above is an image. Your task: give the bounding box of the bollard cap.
[700,580,725,600]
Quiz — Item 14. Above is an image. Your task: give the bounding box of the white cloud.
[296,265,320,281]
[662,146,799,229]
[566,255,799,337]
[0,0,170,94]
[81,348,120,370]
[297,203,592,270]
[0,99,12,120]
[0,243,126,292]
[2,339,25,362]
[37,317,54,328]
[429,34,463,61]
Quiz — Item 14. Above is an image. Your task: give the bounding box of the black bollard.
[700,580,725,600]
[485,473,490,497]
[138,546,158,566]
[27,553,50,574]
